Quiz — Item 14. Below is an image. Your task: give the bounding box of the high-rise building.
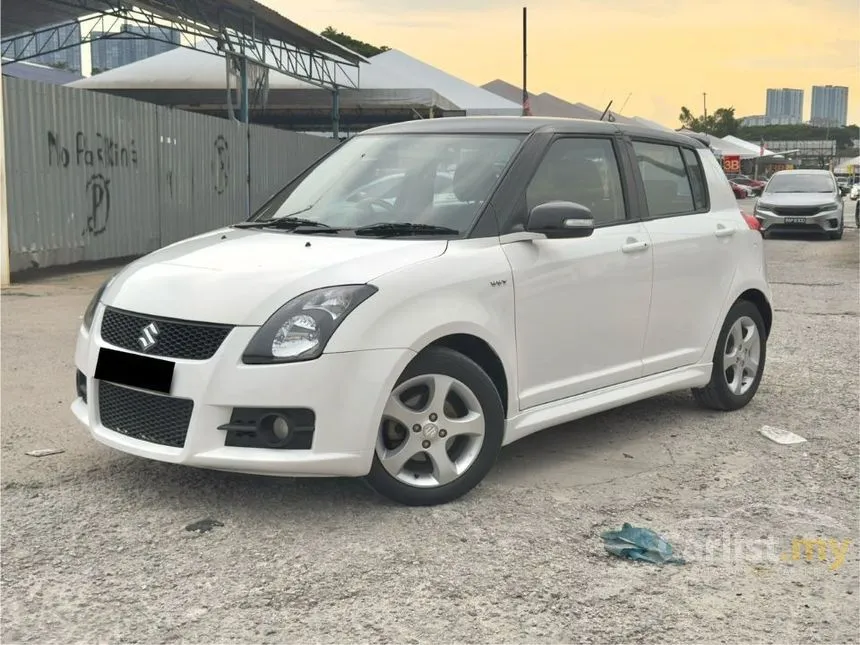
[90,25,181,74]
[4,22,82,72]
[810,85,849,127]
[765,88,804,124]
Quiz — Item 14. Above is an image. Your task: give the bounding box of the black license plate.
[783,217,807,224]
[95,347,175,394]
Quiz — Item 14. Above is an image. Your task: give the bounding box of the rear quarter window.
[681,148,709,211]
[633,140,710,217]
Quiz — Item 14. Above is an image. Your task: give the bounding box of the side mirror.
[525,201,595,239]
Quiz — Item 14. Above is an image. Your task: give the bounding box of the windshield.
[252,133,525,232]
[765,174,835,193]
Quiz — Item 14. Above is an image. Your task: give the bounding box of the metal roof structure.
[0,0,365,93]
[1,58,85,84]
[65,47,524,132]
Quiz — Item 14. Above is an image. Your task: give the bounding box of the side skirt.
[502,363,712,446]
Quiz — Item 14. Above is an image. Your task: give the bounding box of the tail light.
[741,211,762,231]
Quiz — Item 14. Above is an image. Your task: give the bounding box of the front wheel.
[692,300,767,411]
[364,346,505,506]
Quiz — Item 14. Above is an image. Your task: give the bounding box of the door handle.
[715,224,736,238]
[621,240,649,254]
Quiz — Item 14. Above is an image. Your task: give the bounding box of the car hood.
[758,192,839,206]
[103,227,448,325]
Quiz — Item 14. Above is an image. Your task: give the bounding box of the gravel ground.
[2,201,858,644]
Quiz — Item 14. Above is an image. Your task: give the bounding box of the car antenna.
[600,100,616,122]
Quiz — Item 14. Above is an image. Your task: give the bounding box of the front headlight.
[81,275,115,332]
[755,202,773,214]
[242,284,378,364]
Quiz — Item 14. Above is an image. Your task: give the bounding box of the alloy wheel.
[376,373,486,488]
[722,315,761,396]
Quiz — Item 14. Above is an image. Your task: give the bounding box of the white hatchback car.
[73,117,773,506]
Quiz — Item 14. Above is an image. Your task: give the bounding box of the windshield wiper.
[353,222,460,237]
[233,216,333,230]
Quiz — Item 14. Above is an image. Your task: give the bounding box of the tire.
[364,346,505,506]
[692,300,767,411]
[829,226,843,240]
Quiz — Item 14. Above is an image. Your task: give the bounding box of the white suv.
[73,117,773,506]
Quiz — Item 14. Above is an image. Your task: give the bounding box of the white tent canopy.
[68,43,360,90]
[67,45,521,116]
[834,156,860,174]
[721,135,783,158]
[677,130,752,157]
[364,50,521,116]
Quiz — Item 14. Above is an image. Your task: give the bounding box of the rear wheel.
[692,300,767,411]
[364,346,504,506]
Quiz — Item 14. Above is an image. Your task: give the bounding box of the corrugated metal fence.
[2,77,336,272]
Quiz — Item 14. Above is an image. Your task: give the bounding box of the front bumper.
[72,305,416,477]
[754,206,843,233]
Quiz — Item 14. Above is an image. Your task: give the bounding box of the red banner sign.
[722,155,741,173]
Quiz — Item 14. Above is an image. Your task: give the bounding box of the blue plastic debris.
[600,522,686,565]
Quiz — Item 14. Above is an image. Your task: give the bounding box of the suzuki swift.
[73,117,773,506]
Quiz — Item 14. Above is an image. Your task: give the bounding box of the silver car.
[754,169,844,240]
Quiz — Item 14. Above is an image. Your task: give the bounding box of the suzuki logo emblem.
[138,322,160,351]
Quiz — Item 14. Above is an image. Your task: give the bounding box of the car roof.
[359,116,708,149]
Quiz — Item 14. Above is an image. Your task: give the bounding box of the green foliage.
[738,124,858,150]
[321,27,390,58]
[679,106,739,138]
[680,103,859,150]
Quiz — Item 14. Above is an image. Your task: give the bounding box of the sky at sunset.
[273,0,860,128]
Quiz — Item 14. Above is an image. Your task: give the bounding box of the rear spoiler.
[681,131,713,150]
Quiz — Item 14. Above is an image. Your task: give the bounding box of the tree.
[321,27,389,58]
[679,105,739,138]
[679,106,706,132]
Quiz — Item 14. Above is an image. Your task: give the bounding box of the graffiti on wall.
[47,130,137,237]
[47,131,138,169]
[84,174,111,236]
[212,135,230,195]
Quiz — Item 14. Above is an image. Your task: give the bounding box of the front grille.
[773,206,823,217]
[100,307,233,360]
[98,381,193,448]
